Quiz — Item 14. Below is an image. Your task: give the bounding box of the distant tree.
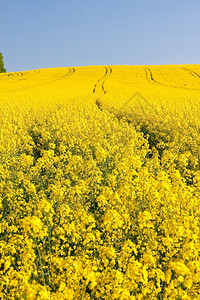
[0,52,6,73]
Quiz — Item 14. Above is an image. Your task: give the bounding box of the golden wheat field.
[1,64,200,299]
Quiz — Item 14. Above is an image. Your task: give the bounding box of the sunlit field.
[1,64,200,299]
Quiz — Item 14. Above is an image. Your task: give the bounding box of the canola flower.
[0,65,200,299]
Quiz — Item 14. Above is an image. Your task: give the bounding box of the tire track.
[15,72,23,77]
[6,72,23,78]
[93,66,112,94]
[53,67,75,82]
[6,67,76,92]
[63,67,75,78]
[179,66,200,79]
[144,67,200,91]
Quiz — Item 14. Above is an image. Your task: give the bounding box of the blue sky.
[1,0,200,72]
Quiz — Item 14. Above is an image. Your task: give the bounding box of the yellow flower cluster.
[0,64,200,299]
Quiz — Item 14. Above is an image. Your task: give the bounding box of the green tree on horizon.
[0,52,6,73]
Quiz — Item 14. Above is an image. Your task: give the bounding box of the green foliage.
[0,52,6,73]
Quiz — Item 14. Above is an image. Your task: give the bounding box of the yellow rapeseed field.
[1,64,200,299]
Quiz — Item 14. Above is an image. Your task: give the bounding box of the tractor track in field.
[6,67,76,92]
[31,67,75,86]
[179,66,200,79]
[6,67,75,82]
[15,72,23,77]
[144,67,200,91]
[6,72,23,78]
[62,67,75,78]
[93,66,112,94]
[62,67,75,79]
[51,67,75,82]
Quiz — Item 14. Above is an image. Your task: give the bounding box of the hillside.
[1,64,200,103]
[1,65,200,299]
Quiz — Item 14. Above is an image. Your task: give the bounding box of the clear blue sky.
[1,0,200,72]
